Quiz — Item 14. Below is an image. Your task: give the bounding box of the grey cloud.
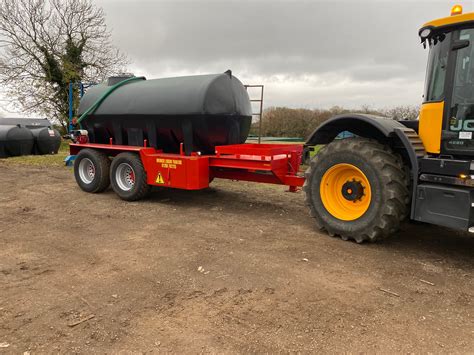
[3,0,467,113]
[99,1,446,76]
[98,0,458,108]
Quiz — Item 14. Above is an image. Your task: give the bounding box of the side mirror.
[452,39,470,50]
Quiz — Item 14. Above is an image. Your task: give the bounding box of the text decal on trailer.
[156,158,182,169]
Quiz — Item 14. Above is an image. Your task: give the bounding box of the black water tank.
[31,127,61,155]
[0,118,61,156]
[0,125,34,158]
[78,71,252,154]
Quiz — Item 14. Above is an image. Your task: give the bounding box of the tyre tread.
[110,152,151,201]
[74,148,110,193]
[303,138,409,243]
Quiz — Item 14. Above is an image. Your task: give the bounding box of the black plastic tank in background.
[0,125,34,158]
[0,118,61,157]
[30,127,61,155]
[78,71,253,155]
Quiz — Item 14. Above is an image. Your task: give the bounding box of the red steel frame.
[70,141,306,192]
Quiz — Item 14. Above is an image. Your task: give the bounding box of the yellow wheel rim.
[320,163,372,221]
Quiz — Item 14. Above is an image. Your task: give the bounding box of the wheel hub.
[78,158,95,184]
[115,163,135,191]
[319,163,372,221]
[341,180,365,201]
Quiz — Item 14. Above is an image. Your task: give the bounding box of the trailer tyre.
[303,138,409,243]
[110,152,151,201]
[74,148,111,193]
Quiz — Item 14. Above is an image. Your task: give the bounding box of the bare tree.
[0,0,127,130]
[382,105,420,120]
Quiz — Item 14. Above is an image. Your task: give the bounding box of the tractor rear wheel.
[303,138,409,243]
[110,152,151,201]
[74,148,111,193]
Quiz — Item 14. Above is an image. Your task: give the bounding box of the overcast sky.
[1,0,473,117]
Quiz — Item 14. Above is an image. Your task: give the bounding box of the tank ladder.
[244,85,264,144]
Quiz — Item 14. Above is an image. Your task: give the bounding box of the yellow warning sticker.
[156,172,165,184]
[156,158,182,165]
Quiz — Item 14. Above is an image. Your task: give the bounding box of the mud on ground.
[0,163,473,353]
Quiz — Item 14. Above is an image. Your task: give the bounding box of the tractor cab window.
[447,28,474,151]
[424,33,450,102]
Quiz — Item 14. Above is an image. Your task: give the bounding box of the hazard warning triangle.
[156,172,164,184]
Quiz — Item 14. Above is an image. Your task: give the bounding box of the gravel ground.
[0,162,473,353]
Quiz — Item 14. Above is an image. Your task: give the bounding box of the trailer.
[70,138,304,201]
[68,72,305,200]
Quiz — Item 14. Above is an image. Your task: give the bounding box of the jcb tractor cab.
[419,4,474,156]
[303,5,474,242]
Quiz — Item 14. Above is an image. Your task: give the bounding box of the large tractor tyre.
[110,152,151,201]
[74,148,111,193]
[303,138,409,243]
[302,147,310,165]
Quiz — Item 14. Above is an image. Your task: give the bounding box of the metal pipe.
[258,86,264,144]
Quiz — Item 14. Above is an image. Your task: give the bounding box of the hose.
[76,76,145,126]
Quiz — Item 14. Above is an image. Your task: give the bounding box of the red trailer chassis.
[70,142,306,192]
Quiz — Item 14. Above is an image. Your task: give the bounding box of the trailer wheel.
[74,149,111,193]
[303,138,409,243]
[110,152,151,201]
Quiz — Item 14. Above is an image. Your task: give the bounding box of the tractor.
[304,4,474,242]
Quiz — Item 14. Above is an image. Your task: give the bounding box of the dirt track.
[0,162,473,353]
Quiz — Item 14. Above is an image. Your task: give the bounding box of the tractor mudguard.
[305,113,426,219]
[306,114,410,145]
[305,113,425,169]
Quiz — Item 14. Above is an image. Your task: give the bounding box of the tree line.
[251,105,420,139]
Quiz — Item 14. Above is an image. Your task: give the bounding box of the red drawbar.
[70,143,305,191]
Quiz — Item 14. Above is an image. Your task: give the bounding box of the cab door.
[443,28,474,156]
[419,31,452,154]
